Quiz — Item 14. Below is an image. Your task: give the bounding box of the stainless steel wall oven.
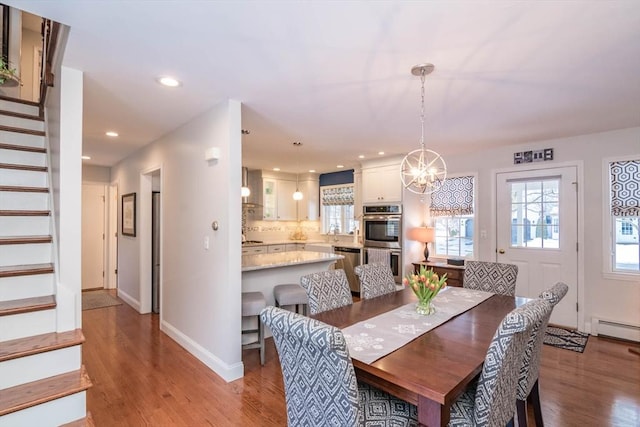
[362,204,402,249]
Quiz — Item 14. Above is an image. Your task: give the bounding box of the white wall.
[403,127,640,333]
[82,164,110,183]
[110,100,243,382]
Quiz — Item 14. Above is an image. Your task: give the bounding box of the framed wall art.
[122,192,136,237]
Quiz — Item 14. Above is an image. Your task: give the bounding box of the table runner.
[342,287,493,364]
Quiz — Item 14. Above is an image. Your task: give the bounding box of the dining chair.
[515,282,570,427]
[354,263,397,300]
[463,261,518,296]
[260,306,418,426]
[448,298,550,427]
[300,269,353,315]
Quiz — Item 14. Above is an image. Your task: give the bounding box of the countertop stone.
[242,250,344,272]
[242,239,363,249]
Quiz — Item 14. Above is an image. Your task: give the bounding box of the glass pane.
[526,181,543,203]
[542,180,559,203]
[511,182,525,203]
[462,238,473,256]
[510,178,562,250]
[614,218,640,271]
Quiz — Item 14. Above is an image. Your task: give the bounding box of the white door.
[496,166,578,328]
[82,184,106,290]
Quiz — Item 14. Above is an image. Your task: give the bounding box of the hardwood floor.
[82,294,640,426]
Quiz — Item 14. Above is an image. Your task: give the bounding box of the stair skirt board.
[0,192,49,211]
[0,310,56,342]
[0,115,45,132]
[0,392,86,427]
[0,244,52,267]
[0,273,54,300]
[0,149,46,167]
[0,346,81,389]
[0,131,44,148]
[0,168,47,187]
[0,217,50,236]
[0,100,39,116]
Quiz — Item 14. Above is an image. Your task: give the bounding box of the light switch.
[204,236,209,250]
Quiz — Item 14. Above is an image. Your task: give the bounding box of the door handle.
[498,249,505,254]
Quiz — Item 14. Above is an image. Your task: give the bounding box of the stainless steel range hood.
[242,167,262,209]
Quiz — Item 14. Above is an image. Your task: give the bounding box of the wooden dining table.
[311,287,529,427]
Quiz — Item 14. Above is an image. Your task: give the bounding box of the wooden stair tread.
[0,94,40,107]
[61,411,95,427]
[0,185,48,193]
[0,210,50,216]
[0,365,92,416]
[0,329,84,362]
[0,109,44,121]
[0,142,46,153]
[0,263,54,278]
[0,295,56,316]
[0,124,45,137]
[0,163,47,172]
[0,235,52,245]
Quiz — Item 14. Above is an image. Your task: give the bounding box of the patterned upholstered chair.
[463,261,518,296]
[354,263,397,300]
[300,269,353,315]
[260,306,418,426]
[448,298,551,427]
[516,282,569,427]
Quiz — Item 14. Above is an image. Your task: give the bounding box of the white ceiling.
[9,1,640,174]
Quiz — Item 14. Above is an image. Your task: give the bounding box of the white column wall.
[111,100,243,381]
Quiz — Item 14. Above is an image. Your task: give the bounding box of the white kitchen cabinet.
[362,164,402,203]
[267,244,287,253]
[262,178,297,220]
[286,243,305,251]
[242,246,266,255]
[299,179,319,220]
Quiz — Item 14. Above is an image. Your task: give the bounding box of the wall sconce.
[408,226,435,262]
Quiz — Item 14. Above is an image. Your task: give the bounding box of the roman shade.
[610,160,640,217]
[430,176,474,216]
[321,185,354,206]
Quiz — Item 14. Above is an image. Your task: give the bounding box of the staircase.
[0,96,92,426]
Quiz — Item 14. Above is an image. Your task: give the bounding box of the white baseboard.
[160,320,244,382]
[117,289,140,312]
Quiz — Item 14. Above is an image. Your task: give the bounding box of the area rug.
[544,326,589,353]
[82,290,122,311]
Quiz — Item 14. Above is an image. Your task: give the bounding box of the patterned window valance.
[610,160,640,217]
[430,176,474,217]
[321,185,354,206]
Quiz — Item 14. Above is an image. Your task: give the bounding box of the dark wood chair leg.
[529,379,544,427]
[516,399,528,427]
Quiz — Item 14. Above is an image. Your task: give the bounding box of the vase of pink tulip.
[403,265,447,315]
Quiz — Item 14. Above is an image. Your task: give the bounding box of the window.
[509,179,559,249]
[609,159,640,273]
[430,176,475,258]
[321,184,355,234]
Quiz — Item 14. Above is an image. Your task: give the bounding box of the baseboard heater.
[591,317,640,343]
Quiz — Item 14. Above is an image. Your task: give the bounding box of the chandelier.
[400,63,447,195]
[292,142,303,201]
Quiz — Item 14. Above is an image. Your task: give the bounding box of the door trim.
[491,160,585,331]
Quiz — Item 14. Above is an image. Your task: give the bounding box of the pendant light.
[292,142,303,201]
[400,63,447,195]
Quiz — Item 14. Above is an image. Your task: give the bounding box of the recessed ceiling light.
[378,151,385,155]
[273,167,280,171]
[358,155,365,159]
[105,131,118,137]
[308,169,316,173]
[337,165,344,169]
[157,76,181,87]
[81,155,91,160]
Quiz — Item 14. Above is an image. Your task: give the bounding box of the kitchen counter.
[242,239,363,249]
[242,251,344,272]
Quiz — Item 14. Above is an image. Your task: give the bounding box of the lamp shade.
[408,226,435,243]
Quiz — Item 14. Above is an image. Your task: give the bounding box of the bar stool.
[273,284,309,316]
[242,291,266,365]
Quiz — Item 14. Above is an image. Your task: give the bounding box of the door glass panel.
[510,178,560,249]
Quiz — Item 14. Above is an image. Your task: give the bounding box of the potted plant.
[0,57,20,87]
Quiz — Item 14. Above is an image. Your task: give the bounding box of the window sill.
[602,271,640,282]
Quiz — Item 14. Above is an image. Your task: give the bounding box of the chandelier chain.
[420,68,426,150]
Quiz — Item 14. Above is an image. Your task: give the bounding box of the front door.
[496,166,578,328]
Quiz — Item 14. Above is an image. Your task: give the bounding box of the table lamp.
[408,226,435,262]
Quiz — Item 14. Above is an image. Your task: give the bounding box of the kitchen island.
[242,250,343,307]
